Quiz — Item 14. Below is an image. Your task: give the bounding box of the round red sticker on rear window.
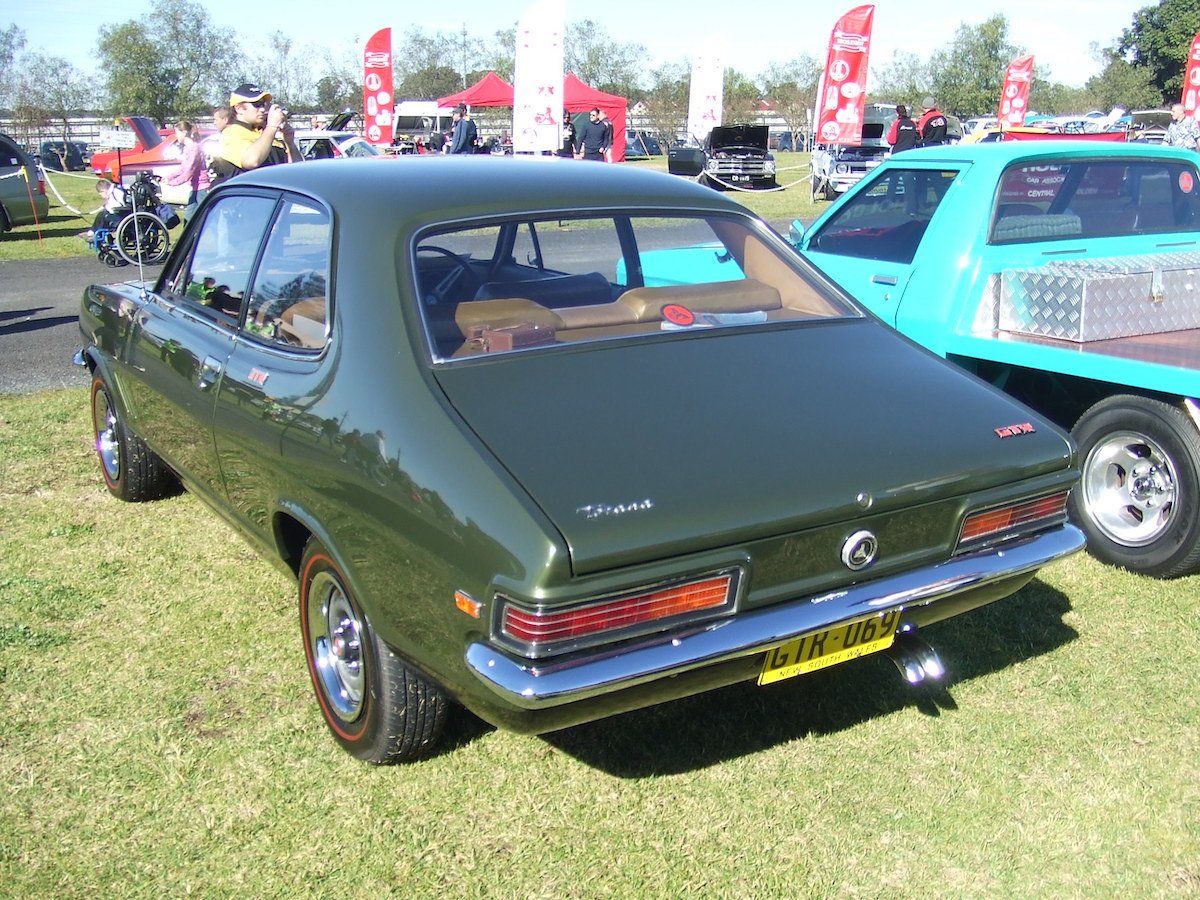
[1181,171,1196,193]
[663,304,694,326]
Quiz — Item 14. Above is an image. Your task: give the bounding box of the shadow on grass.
[542,578,1076,777]
[6,211,93,241]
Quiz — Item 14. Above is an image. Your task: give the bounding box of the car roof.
[221,156,750,229]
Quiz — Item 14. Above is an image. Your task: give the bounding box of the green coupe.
[78,157,1083,763]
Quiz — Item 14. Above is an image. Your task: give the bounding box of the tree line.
[1,0,1196,146]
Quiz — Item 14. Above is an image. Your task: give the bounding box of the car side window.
[0,136,22,168]
[244,199,332,349]
[808,168,959,264]
[167,194,277,321]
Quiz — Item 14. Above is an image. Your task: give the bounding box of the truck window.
[991,160,1200,243]
[807,168,959,264]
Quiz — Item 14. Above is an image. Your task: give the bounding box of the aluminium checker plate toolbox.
[998,251,1200,342]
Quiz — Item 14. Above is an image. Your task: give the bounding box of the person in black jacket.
[560,110,577,157]
[449,104,478,154]
[887,104,919,153]
[577,108,610,161]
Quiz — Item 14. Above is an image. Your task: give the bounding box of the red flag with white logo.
[815,5,874,147]
[998,54,1035,127]
[1182,32,1200,118]
[363,28,394,147]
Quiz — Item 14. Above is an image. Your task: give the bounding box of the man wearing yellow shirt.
[212,83,302,184]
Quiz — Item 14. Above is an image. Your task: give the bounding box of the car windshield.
[413,212,854,361]
[337,138,382,158]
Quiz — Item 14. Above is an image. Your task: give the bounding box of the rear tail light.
[499,570,738,658]
[958,491,1069,547]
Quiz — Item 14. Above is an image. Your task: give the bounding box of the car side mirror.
[788,219,806,248]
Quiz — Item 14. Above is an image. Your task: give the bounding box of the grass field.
[1,390,1198,896]
[0,153,823,263]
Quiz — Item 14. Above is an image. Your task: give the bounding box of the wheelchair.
[87,171,175,267]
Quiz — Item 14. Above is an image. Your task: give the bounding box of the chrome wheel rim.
[307,571,365,724]
[92,388,121,484]
[1081,429,1177,547]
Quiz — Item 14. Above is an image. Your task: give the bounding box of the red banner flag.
[1183,32,1200,118]
[998,54,1035,127]
[815,5,875,147]
[363,28,394,146]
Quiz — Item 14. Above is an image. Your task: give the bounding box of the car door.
[126,191,279,502]
[212,195,334,537]
[800,164,963,326]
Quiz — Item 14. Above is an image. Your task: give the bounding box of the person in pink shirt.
[166,120,210,223]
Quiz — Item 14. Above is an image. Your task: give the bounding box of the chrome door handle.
[871,275,898,286]
[197,355,223,390]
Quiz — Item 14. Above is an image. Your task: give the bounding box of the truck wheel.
[90,374,175,502]
[300,541,447,763]
[1071,395,1200,578]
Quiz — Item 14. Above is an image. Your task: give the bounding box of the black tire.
[89,374,175,502]
[299,541,447,763]
[1070,395,1200,578]
[115,212,170,265]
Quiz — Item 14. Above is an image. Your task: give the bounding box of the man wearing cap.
[449,104,478,154]
[917,96,948,146]
[213,83,301,183]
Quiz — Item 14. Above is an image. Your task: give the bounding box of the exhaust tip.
[886,631,945,685]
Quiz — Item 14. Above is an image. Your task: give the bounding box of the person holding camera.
[212,83,302,184]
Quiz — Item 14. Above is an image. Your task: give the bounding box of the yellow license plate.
[758,609,901,686]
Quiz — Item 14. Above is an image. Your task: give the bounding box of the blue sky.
[11,0,1145,88]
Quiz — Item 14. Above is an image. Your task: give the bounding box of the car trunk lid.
[433,321,1072,576]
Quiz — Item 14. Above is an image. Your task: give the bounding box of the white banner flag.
[513,0,565,153]
[687,40,725,142]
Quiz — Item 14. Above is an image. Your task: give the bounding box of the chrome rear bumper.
[466,524,1084,710]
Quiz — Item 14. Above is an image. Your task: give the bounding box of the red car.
[89,116,168,179]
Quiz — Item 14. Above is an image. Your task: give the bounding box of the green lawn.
[1,390,1198,896]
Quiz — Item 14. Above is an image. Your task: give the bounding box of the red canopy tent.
[565,74,627,163]
[437,71,515,108]
[438,72,628,162]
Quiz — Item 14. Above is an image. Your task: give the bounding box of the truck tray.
[999,252,1200,342]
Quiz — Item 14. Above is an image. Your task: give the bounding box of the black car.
[624,130,662,160]
[667,124,777,190]
[39,140,89,172]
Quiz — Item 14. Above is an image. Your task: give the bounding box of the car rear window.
[990,159,1200,243]
[413,213,854,361]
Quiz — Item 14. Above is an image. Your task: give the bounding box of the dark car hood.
[706,125,769,152]
[433,321,1072,575]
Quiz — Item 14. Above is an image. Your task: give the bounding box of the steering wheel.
[418,245,473,305]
